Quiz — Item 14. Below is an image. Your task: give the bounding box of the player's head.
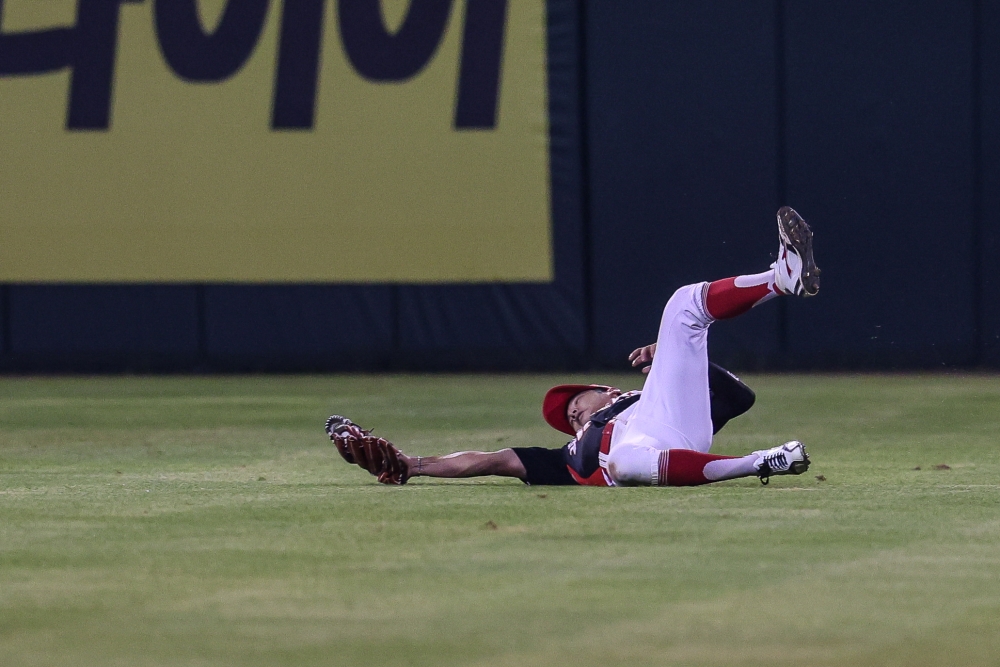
[542,384,621,435]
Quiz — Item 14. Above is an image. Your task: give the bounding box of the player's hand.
[395,452,417,480]
[628,343,656,374]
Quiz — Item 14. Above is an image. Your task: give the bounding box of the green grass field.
[1,374,999,666]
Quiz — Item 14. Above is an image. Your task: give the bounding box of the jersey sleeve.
[511,447,578,485]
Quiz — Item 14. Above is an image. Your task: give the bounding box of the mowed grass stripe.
[0,374,998,666]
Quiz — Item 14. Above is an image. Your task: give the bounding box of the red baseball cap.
[542,384,612,435]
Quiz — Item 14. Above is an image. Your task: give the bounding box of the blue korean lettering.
[155,0,269,81]
[272,0,326,129]
[0,0,508,131]
[454,0,507,129]
[0,0,141,130]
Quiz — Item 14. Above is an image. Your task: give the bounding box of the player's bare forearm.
[401,449,526,479]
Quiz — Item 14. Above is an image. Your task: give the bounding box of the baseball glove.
[325,415,408,485]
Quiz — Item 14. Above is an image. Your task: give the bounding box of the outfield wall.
[0,0,996,371]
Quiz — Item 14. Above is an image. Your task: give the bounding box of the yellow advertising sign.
[0,0,552,282]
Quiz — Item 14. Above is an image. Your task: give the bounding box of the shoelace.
[757,451,789,485]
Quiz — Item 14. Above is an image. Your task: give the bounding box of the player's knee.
[661,282,712,329]
[606,447,654,486]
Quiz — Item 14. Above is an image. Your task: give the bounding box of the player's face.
[566,388,621,434]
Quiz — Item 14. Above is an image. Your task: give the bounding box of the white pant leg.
[614,282,714,454]
[605,444,658,486]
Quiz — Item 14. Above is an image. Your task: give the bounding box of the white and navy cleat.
[772,206,820,296]
[753,440,810,485]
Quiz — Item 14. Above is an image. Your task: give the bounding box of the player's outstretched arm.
[326,415,528,484]
[398,449,527,479]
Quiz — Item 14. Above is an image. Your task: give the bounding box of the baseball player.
[328,207,820,487]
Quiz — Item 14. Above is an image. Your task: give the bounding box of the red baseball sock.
[705,270,778,319]
[656,449,758,486]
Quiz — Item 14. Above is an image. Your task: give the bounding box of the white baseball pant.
[606,282,714,485]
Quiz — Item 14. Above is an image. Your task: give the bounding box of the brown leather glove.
[325,415,408,484]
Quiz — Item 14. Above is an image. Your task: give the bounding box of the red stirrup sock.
[705,270,779,319]
[655,449,759,486]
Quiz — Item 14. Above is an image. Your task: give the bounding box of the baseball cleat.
[753,440,810,485]
[772,206,820,296]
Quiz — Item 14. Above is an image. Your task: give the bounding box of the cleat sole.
[777,206,821,296]
[788,460,810,475]
[789,443,811,475]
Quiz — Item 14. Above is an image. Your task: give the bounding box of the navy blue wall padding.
[0,287,7,356]
[203,285,393,370]
[4,285,199,370]
[397,284,584,369]
[585,1,781,369]
[784,1,977,368]
[983,0,1000,366]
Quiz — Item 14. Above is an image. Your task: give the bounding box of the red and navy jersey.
[512,363,755,485]
[510,392,640,486]
[561,391,641,486]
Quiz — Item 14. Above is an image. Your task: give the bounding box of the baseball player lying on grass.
[328,207,820,487]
